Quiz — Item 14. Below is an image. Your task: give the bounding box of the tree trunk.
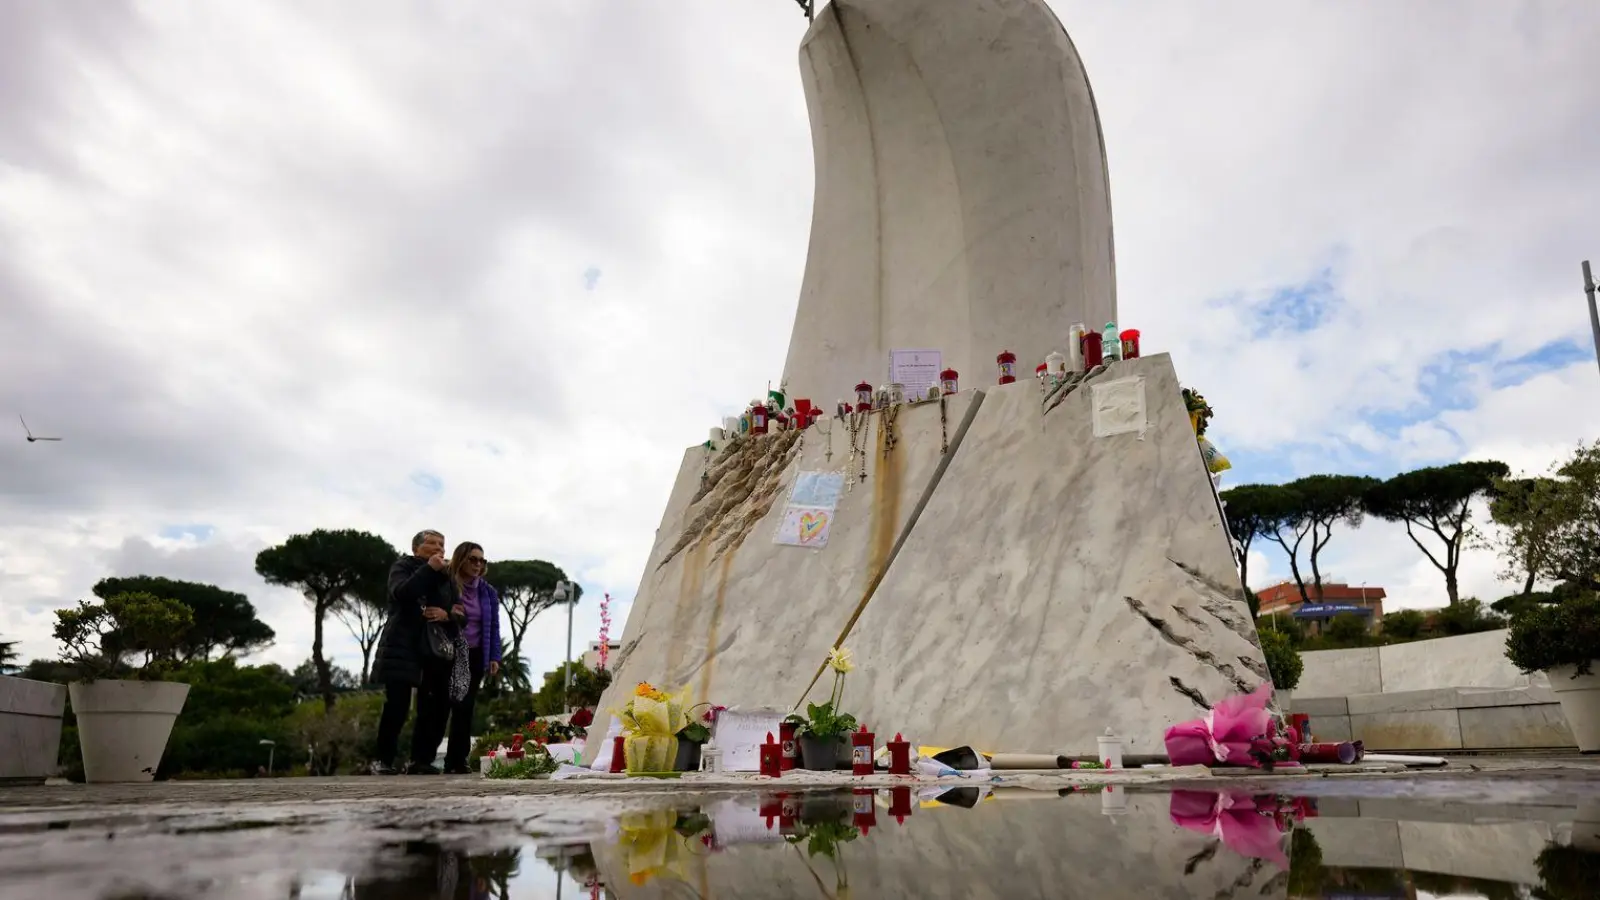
[1287,553,1309,605]
[359,647,373,687]
[1521,566,1537,597]
[1237,535,1252,599]
[313,602,334,712]
[1444,569,1460,607]
[508,615,529,677]
[1308,523,1324,596]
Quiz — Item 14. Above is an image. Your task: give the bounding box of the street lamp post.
[259,739,275,775]
[1583,260,1599,380]
[552,580,578,714]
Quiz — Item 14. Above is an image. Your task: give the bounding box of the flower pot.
[68,680,189,783]
[0,677,68,784]
[798,734,837,771]
[623,734,678,774]
[1548,665,1600,753]
[673,739,702,772]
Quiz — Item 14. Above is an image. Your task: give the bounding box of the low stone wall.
[1289,629,1573,752]
[1305,796,1568,886]
[1297,630,1543,699]
[0,676,67,784]
[1292,688,1575,752]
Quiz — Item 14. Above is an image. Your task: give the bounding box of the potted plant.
[672,703,723,772]
[54,591,194,783]
[1505,591,1600,752]
[785,648,858,770]
[1259,629,1303,712]
[1533,842,1600,900]
[785,807,859,896]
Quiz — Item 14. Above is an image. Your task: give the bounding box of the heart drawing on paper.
[798,510,828,543]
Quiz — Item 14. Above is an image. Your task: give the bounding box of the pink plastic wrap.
[1168,790,1292,870]
[1164,684,1275,768]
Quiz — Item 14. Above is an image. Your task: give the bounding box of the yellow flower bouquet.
[616,810,694,886]
[611,681,691,774]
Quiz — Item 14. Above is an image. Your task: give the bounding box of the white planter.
[1547,665,1600,754]
[68,680,190,783]
[0,677,69,784]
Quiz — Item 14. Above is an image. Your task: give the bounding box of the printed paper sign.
[889,349,943,400]
[790,471,845,509]
[774,505,834,548]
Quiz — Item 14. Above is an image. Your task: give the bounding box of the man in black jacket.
[370,529,455,775]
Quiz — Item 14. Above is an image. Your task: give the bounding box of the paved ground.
[10,756,1596,811]
[2,757,1596,900]
[2,755,1593,816]
[0,764,1223,810]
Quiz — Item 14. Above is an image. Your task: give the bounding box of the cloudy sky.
[3,0,1598,676]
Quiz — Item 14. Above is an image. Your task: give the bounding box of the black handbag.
[423,616,456,662]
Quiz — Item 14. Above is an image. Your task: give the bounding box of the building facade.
[1255,581,1387,634]
[580,641,621,673]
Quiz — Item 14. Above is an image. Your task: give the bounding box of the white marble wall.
[602,354,1266,756]
[843,356,1263,755]
[598,392,985,718]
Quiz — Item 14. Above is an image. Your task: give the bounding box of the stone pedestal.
[0,676,68,784]
[599,355,1265,756]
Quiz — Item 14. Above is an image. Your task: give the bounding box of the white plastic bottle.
[1067,322,1087,371]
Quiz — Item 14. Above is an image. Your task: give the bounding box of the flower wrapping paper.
[1164,683,1274,767]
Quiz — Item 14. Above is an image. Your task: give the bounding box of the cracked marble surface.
[600,355,1263,757]
[843,355,1266,755]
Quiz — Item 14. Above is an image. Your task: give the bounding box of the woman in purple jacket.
[440,541,502,774]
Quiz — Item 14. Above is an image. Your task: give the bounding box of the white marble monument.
[595,0,1265,756]
[781,0,1117,405]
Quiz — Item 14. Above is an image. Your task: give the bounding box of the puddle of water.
[0,781,1595,899]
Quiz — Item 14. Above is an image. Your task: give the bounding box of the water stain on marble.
[696,550,738,704]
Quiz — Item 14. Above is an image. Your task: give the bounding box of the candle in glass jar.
[1081,331,1103,370]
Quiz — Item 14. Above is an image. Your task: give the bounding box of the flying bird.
[20,416,61,443]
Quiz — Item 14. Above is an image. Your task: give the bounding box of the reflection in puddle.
[0,784,1595,899]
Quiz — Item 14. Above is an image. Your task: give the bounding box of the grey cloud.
[3,0,1597,667]
[0,1,143,178]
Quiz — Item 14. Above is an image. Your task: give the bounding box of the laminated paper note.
[889,349,943,400]
[774,505,834,548]
[790,471,845,509]
[1091,375,1148,439]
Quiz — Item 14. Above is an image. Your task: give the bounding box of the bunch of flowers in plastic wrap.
[1168,790,1312,869]
[616,809,701,886]
[611,681,691,773]
[1182,387,1214,435]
